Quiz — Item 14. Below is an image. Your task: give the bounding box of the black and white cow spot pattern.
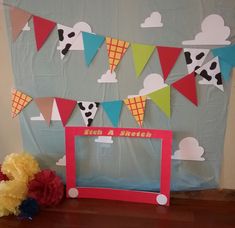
[78,102,99,126]
[195,57,223,91]
[184,48,209,74]
[57,24,79,59]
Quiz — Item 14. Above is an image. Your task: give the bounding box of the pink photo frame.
[65,126,173,206]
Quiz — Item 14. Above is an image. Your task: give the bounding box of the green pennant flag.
[148,86,171,118]
[131,43,155,77]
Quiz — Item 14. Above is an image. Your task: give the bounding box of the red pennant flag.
[34,97,54,126]
[33,16,56,51]
[55,98,77,126]
[171,72,198,106]
[10,6,32,41]
[157,46,182,81]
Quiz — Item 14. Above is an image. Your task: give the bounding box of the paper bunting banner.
[9,6,32,41]
[34,97,54,126]
[33,16,56,51]
[11,88,32,118]
[55,98,77,126]
[195,56,224,91]
[124,96,147,127]
[57,24,79,59]
[212,44,235,81]
[157,46,182,81]
[78,101,100,126]
[82,32,105,66]
[131,43,155,77]
[184,48,210,74]
[148,86,171,118]
[172,72,198,106]
[101,100,123,127]
[106,37,129,72]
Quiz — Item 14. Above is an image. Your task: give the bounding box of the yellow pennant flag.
[11,88,32,118]
[106,37,129,72]
[124,96,147,127]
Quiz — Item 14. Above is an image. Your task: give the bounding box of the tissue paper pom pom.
[0,165,8,181]
[28,169,64,206]
[1,153,40,182]
[0,180,28,217]
[19,198,39,219]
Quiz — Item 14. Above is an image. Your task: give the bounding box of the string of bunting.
[11,71,197,128]
[7,5,235,89]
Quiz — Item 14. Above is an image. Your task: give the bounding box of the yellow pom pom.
[0,180,27,217]
[1,153,40,182]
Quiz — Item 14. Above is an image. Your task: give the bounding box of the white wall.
[0,7,22,162]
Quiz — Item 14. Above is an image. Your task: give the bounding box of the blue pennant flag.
[101,100,123,127]
[212,45,235,81]
[218,58,232,81]
[82,32,105,66]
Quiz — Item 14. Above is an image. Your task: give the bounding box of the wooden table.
[1,190,235,228]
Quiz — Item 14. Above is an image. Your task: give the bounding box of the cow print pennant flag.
[57,24,79,59]
[77,101,100,126]
[195,56,224,91]
[184,48,209,74]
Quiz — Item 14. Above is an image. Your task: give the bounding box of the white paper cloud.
[95,136,113,144]
[141,12,163,28]
[128,73,167,98]
[172,137,205,161]
[182,14,231,45]
[22,22,30,31]
[56,155,66,166]
[139,73,167,95]
[71,22,92,50]
[31,99,61,121]
[97,70,117,83]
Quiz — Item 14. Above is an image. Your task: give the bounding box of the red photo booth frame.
[65,126,173,206]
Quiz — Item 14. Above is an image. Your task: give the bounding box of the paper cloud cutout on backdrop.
[141,12,163,28]
[139,73,168,95]
[182,14,231,45]
[22,22,30,31]
[31,99,61,121]
[56,155,66,166]
[95,136,113,144]
[172,137,205,161]
[128,73,167,98]
[97,70,117,83]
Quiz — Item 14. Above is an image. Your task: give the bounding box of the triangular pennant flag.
[106,37,129,72]
[212,44,235,67]
[34,97,54,126]
[33,16,56,51]
[55,98,77,126]
[157,46,182,81]
[10,6,32,41]
[218,57,232,81]
[148,86,171,118]
[131,43,155,77]
[57,24,80,59]
[82,32,105,66]
[172,72,198,106]
[101,100,123,127]
[212,45,235,81]
[77,101,100,126]
[11,88,32,118]
[183,48,210,73]
[195,57,224,91]
[124,96,147,127]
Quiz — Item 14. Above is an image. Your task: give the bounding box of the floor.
[1,190,235,228]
